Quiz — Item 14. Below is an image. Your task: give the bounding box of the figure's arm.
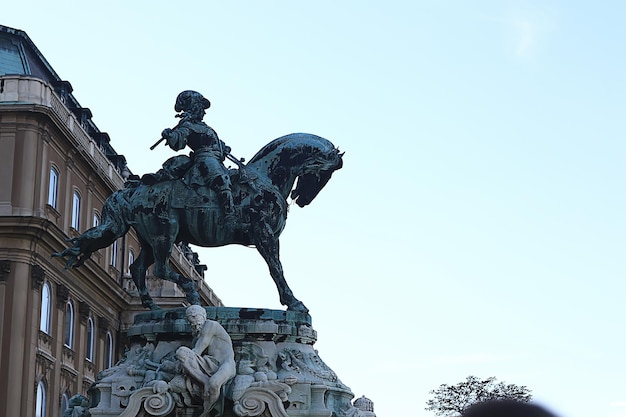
[203,333,237,406]
[220,140,231,156]
[192,338,210,356]
[192,323,215,356]
[162,125,190,151]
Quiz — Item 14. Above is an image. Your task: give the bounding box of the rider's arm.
[220,140,231,158]
[162,126,191,151]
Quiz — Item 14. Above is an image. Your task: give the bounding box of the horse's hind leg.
[130,245,157,310]
[151,232,200,306]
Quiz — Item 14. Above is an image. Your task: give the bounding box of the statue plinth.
[127,307,315,344]
[89,307,368,417]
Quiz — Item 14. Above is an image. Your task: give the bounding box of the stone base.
[88,307,371,417]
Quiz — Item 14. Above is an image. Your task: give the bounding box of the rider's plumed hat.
[175,90,211,113]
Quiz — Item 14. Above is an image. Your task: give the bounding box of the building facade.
[0,25,221,417]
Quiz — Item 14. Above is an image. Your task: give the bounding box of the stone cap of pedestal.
[126,306,316,344]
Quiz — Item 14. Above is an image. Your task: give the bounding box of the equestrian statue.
[53,91,343,313]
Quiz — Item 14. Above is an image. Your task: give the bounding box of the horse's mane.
[248,133,331,165]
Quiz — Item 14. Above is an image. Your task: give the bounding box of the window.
[127,249,135,275]
[35,380,46,417]
[105,332,114,368]
[86,317,95,361]
[60,393,69,416]
[110,240,118,268]
[93,212,101,227]
[0,36,29,75]
[71,191,81,230]
[39,282,52,334]
[64,301,74,348]
[47,167,59,208]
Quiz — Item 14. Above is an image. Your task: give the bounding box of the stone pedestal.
[88,307,371,417]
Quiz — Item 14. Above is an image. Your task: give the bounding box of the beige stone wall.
[0,76,221,417]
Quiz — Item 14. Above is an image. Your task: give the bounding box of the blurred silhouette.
[462,400,559,417]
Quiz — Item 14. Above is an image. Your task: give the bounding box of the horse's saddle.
[169,180,218,209]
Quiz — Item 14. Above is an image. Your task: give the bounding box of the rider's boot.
[219,189,237,229]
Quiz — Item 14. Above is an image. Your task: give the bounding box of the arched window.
[64,300,75,348]
[47,167,59,208]
[72,191,80,230]
[93,211,101,227]
[71,191,81,230]
[127,249,135,275]
[86,317,95,361]
[60,392,70,415]
[110,240,118,268]
[35,380,46,417]
[105,332,114,368]
[39,282,52,334]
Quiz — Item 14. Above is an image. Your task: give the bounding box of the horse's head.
[248,133,344,206]
[290,146,343,207]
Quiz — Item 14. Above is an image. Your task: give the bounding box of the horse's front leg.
[151,229,200,306]
[254,226,308,313]
[130,246,159,310]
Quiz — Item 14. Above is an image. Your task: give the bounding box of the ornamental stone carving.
[98,316,111,337]
[56,283,70,308]
[79,301,90,324]
[31,264,45,289]
[89,307,367,417]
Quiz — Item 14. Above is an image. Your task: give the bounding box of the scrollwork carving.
[143,391,174,416]
[118,385,174,417]
[233,387,290,417]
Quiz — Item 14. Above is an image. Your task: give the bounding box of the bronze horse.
[53,133,343,312]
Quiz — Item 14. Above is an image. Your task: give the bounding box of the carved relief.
[62,345,76,362]
[84,360,95,376]
[38,330,53,353]
[35,353,54,381]
[60,366,78,398]
[278,348,338,383]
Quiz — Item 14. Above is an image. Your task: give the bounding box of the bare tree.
[425,376,532,416]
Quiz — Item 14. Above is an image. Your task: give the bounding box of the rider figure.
[143,90,236,225]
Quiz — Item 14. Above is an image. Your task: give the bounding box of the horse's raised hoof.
[287,300,309,314]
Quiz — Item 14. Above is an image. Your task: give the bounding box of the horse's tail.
[52,188,132,269]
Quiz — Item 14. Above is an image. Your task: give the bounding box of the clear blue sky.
[5,2,626,416]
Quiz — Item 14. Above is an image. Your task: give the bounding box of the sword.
[149,137,166,150]
[225,153,259,190]
[225,153,246,168]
